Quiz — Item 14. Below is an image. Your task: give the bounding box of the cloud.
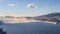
[26,3,38,8]
[8,4,16,7]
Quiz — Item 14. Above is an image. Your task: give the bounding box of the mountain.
[0,12,60,24]
[33,12,60,24]
[36,12,60,17]
[0,16,37,23]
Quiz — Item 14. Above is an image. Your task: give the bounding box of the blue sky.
[0,0,60,16]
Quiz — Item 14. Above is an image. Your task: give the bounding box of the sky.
[0,0,60,16]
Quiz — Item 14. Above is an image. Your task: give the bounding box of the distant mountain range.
[36,12,60,17]
[33,12,60,23]
[0,12,60,24]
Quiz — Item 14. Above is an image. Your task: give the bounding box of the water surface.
[3,22,60,34]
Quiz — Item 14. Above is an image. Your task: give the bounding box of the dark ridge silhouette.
[53,18,60,24]
[35,12,60,18]
[0,28,7,34]
[33,12,60,24]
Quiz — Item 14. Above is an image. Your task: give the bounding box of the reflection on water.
[3,22,60,34]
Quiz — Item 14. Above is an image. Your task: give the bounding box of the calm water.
[3,22,60,34]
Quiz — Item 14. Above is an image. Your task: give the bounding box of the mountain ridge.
[0,12,60,24]
[33,12,60,24]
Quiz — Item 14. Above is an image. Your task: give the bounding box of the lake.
[3,22,60,34]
